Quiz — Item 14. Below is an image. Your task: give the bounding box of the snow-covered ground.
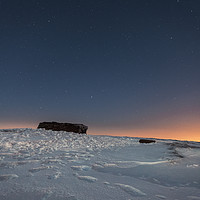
[0,129,200,200]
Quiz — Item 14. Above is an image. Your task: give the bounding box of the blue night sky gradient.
[0,0,200,138]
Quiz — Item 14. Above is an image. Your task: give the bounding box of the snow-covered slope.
[0,129,200,200]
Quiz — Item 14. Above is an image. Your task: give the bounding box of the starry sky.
[0,0,200,141]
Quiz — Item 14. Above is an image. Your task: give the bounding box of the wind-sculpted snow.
[0,174,18,181]
[114,183,146,196]
[0,128,137,153]
[0,128,200,200]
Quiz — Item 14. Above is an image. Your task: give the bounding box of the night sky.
[0,0,200,141]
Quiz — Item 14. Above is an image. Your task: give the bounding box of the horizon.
[1,0,200,142]
[1,121,200,142]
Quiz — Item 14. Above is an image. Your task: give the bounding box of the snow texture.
[114,183,146,196]
[0,128,200,200]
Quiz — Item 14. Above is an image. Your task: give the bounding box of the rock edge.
[37,121,88,134]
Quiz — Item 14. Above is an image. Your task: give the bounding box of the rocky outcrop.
[37,122,88,134]
[139,139,156,143]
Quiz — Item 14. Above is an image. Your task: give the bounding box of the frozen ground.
[0,128,200,200]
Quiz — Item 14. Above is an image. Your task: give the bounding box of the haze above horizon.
[0,0,199,142]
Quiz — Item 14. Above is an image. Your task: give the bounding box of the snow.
[114,183,146,196]
[0,128,200,200]
[77,175,97,182]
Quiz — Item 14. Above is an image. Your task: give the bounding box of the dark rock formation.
[168,142,200,149]
[37,122,88,134]
[139,139,156,143]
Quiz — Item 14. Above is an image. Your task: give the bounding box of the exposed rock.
[139,139,156,144]
[168,142,200,149]
[37,122,88,134]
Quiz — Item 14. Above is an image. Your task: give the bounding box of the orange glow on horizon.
[89,116,200,142]
[89,128,200,142]
[0,122,36,129]
[1,119,200,142]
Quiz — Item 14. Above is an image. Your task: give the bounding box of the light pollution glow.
[90,127,200,142]
[1,119,200,142]
[91,115,200,142]
[90,116,200,142]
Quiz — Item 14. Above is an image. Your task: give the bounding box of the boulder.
[37,122,88,134]
[139,139,156,143]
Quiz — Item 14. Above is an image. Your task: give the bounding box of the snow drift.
[0,128,200,200]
